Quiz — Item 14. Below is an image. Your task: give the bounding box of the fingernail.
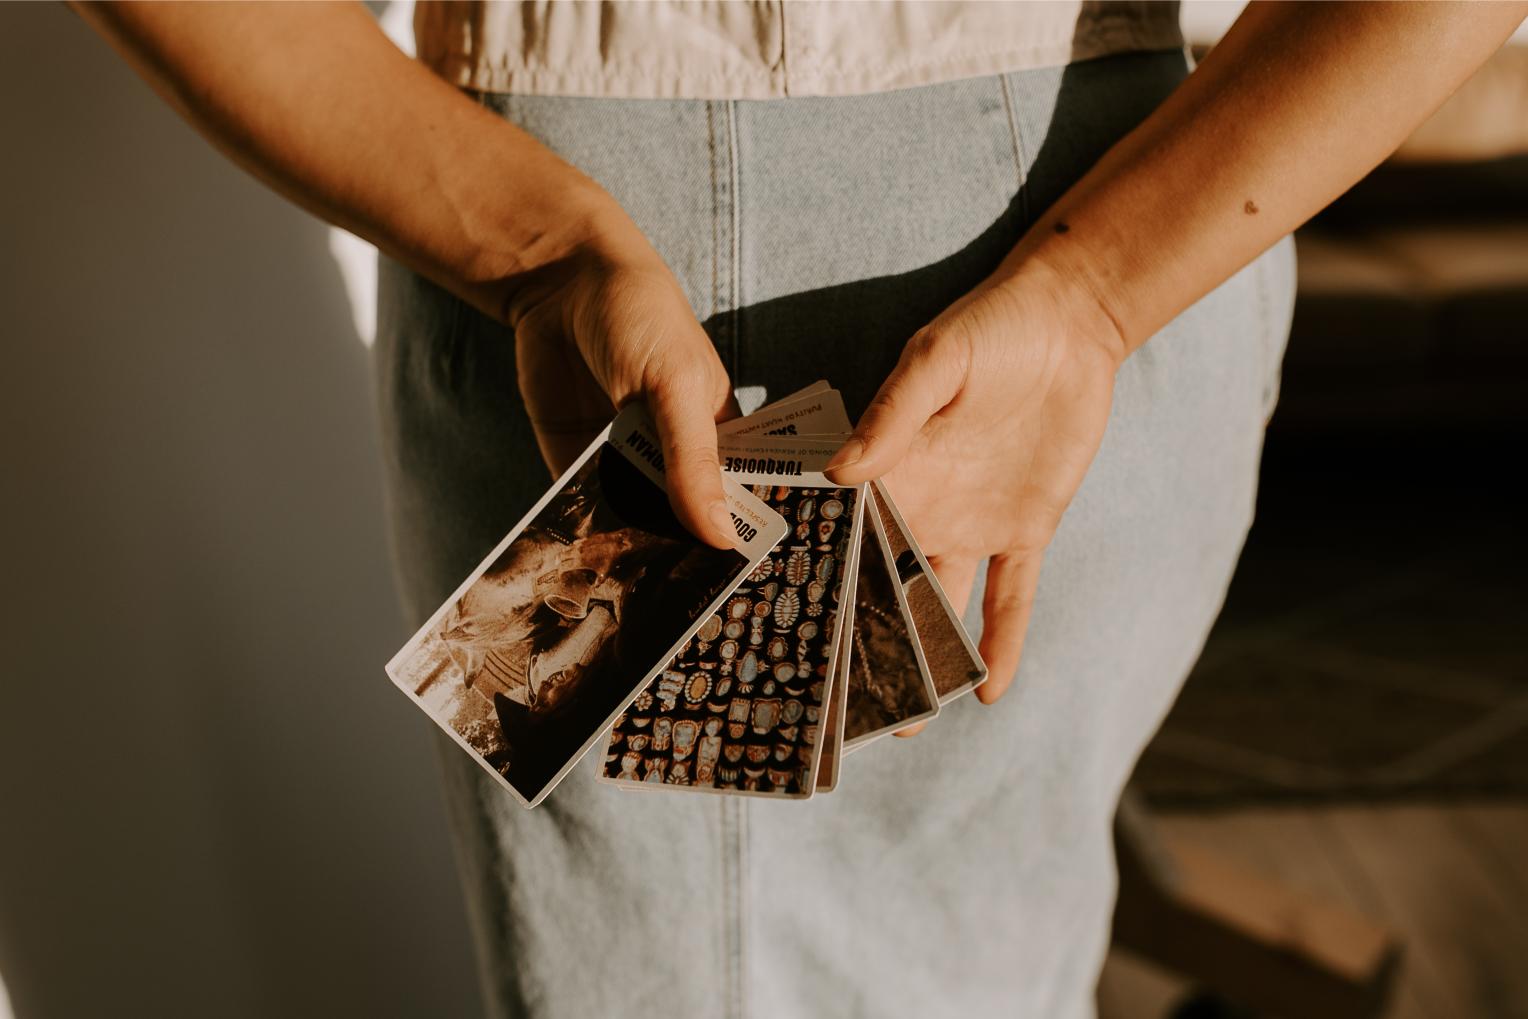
[825,437,865,474]
[707,501,737,547]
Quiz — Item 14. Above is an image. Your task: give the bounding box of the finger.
[894,720,928,738]
[975,552,1044,704]
[648,384,737,550]
[927,554,980,618]
[825,329,967,484]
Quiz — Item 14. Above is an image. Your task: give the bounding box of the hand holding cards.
[386,385,987,806]
[385,405,784,807]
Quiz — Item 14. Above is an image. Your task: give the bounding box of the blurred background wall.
[1103,6,1528,1019]
[0,5,480,1018]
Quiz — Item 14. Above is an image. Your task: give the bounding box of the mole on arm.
[1053,221,1070,234]
[1244,199,1259,215]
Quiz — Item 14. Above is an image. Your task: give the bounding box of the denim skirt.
[375,51,1296,1019]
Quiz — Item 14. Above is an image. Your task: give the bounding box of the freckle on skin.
[1244,199,1259,215]
[1053,221,1070,234]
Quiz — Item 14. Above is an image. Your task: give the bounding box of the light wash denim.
[375,51,1296,1019]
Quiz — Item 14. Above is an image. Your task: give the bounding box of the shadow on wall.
[0,6,480,1018]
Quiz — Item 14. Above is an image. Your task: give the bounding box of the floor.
[1101,424,1528,1019]
[1097,803,1528,1019]
[1131,430,1528,806]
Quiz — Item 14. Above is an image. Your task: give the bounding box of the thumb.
[825,328,967,484]
[648,382,738,551]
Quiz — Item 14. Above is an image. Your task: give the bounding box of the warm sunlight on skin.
[825,1,1528,716]
[77,0,1528,710]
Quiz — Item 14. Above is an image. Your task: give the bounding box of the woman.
[79,2,1526,1015]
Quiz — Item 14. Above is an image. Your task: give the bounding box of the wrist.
[451,169,625,323]
[993,174,1182,362]
[994,248,1133,369]
[411,107,643,324]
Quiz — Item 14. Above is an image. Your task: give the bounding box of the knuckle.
[904,326,944,360]
[664,438,721,471]
[1007,520,1055,559]
[988,590,1034,619]
[869,369,919,419]
[900,325,972,396]
[648,361,730,413]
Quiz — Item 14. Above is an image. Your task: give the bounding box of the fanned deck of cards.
[386,382,987,807]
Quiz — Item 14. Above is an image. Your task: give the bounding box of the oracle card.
[600,436,865,798]
[731,385,852,791]
[870,480,987,704]
[386,404,786,809]
[732,390,952,733]
[814,511,861,792]
[718,386,849,440]
[754,380,832,410]
[843,498,940,748]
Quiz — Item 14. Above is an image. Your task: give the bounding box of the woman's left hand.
[825,258,1125,716]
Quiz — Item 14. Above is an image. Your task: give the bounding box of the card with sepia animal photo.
[386,404,787,809]
[869,480,987,704]
[599,435,865,798]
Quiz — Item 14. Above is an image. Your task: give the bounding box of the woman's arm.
[75,1,741,548]
[1024,0,1528,355]
[828,2,1528,710]
[76,2,587,316]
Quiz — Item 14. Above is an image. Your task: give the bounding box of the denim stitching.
[457,768,515,1015]
[722,99,747,1015]
[721,798,743,1019]
[706,101,722,324]
[998,72,1031,228]
[727,99,743,380]
[737,797,751,1019]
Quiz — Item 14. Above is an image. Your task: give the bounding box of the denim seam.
[705,101,722,324]
[722,98,747,1019]
[998,72,1031,227]
[727,99,743,379]
[738,797,751,1019]
[469,777,514,1013]
[721,798,744,1019]
[710,95,742,1014]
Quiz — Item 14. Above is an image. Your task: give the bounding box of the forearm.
[1007,1,1528,355]
[73,1,613,319]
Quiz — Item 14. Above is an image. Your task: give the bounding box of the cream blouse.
[414,1,1184,100]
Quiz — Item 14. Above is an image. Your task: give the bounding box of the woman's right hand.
[483,190,741,550]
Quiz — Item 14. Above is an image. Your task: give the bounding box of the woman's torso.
[414,0,1184,99]
[377,46,1296,1016]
